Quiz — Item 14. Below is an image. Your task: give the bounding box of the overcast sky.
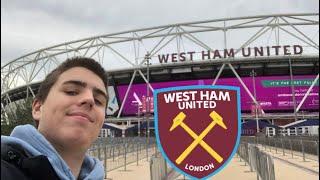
[1,0,319,66]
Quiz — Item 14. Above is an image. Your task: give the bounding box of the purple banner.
[117,75,319,115]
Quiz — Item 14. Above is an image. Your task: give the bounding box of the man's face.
[32,67,107,151]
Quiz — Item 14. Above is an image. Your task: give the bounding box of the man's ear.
[32,99,42,122]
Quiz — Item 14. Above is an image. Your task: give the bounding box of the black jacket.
[1,143,60,180]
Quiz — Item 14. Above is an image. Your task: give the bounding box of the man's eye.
[95,99,102,106]
[65,91,78,96]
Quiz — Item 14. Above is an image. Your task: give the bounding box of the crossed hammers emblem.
[170,111,227,165]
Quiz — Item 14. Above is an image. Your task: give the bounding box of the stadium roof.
[1,13,319,124]
[242,120,280,129]
[282,119,319,128]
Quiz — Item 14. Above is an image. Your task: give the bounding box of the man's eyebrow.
[93,88,108,101]
[62,80,86,87]
[62,80,108,100]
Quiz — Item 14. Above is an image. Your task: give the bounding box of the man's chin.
[60,130,92,148]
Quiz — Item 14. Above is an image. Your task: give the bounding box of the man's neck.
[54,145,86,178]
[60,150,85,178]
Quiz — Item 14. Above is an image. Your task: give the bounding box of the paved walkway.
[174,155,319,180]
[105,147,319,180]
[105,158,151,180]
[259,145,319,180]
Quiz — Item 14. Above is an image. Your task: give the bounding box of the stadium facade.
[1,13,319,136]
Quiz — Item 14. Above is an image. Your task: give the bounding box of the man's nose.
[79,90,94,108]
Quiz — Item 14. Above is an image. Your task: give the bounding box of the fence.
[241,136,319,161]
[87,137,157,178]
[90,136,317,179]
[237,143,275,180]
[150,142,275,180]
[150,153,178,180]
[150,153,169,180]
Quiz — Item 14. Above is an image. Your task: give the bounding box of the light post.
[145,52,151,160]
[135,102,141,137]
[132,101,141,137]
[138,106,141,137]
[250,69,260,134]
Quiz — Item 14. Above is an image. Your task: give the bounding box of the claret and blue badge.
[154,85,241,179]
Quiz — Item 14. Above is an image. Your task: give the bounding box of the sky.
[1,0,319,67]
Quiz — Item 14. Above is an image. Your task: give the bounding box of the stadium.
[2,13,318,134]
[1,13,319,179]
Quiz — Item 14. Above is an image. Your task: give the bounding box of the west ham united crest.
[154,85,241,179]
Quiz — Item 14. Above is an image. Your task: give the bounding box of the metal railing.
[150,142,276,180]
[87,137,157,179]
[91,136,317,179]
[150,153,169,180]
[241,136,319,162]
[237,143,275,180]
[150,152,179,180]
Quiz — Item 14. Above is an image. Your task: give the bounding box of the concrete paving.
[105,147,319,180]
[259,145,319,180]
[105,158,151,180]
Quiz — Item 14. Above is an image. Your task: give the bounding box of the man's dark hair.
[34,57,108,127]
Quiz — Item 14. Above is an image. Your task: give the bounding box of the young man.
[1,57,108,179]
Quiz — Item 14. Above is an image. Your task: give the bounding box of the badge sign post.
[154,85,241,179]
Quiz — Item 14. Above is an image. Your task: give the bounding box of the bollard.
[256,157,260,180]
[124,143,127,171]
[269,138,272,152]
[136,143,139,165]
[290,139,293,158]
[112,146,115,162]
[316,141,319,163]
[146,140,148,161]
[301,139,306,162]
[249,153,253,172]
[139,142,141,159]
[104,146,107,179]
[244,146,247,166]
[282,139,285,156]
[164,158,168,177]
[98,143,101,161]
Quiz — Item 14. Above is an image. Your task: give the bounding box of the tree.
[1,98,34,136]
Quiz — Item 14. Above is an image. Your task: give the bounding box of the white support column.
[296,74,319,113]
[138,70,154,92]
[228,63,265,114]
[289,58,298,121]
[213,22,227,86]
[212,64,226,85]
[117,70,137,118]
[6,93,17,120]
[28,86,35,97]
[1,103,9,125]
